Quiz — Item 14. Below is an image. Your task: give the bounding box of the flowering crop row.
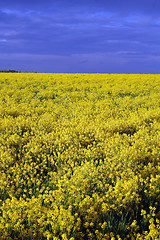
[0,73,160,239]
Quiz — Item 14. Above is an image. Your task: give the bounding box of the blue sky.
[0,0,160,73]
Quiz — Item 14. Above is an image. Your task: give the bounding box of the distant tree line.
[0,70,19,73]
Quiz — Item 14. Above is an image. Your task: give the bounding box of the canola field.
[0,73,160,240]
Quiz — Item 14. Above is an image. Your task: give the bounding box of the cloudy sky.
[0,0,160,73]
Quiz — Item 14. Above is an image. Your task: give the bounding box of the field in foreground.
[0,73,160,240]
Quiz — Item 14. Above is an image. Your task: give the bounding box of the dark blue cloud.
[0,0,160,72]
[1,0,160,14]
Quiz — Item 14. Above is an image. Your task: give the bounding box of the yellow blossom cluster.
[0,73,160,239]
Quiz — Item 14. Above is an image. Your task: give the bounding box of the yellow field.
[0,73,160,240]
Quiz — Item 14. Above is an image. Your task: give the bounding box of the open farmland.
[0,73,160,239]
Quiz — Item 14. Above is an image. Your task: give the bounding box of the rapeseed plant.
[0,73,159,239]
